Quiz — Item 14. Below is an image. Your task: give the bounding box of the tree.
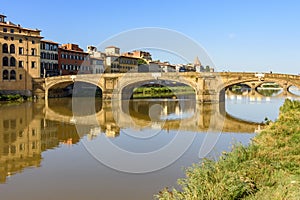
[138,59,147,65]
[205,65,210,72]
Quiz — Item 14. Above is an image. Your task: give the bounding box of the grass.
[156,99,300,200]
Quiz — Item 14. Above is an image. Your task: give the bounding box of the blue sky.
[1,0,300,74]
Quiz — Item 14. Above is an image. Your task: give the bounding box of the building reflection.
[0,98,264,183]
[0,102,80,183]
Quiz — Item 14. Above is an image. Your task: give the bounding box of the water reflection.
[226,91,300,123]
[0,98,264,184]
[0,102,81,183]
[289,86,300,96]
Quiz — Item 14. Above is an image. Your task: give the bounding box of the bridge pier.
[102,90,114,100]
[282,83,288,96]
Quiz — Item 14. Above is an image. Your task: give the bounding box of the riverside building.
[0,14,42,96]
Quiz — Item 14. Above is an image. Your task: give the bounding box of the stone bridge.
[33,72,300,102]
[43,100,263,136]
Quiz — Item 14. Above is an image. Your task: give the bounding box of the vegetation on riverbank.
[156,99,300,200]
[0,94,29,102]
[133,86,194,99]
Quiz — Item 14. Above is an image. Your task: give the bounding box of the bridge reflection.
[46,98,263,135]
[0,98,263,183]
[225,88,300,102]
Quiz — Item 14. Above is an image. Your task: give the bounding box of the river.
[0,94,299,200]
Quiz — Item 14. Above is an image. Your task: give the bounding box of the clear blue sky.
[2,0,300,74]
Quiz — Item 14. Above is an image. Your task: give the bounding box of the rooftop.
[58,47,88,54]
[105,46,120,49]
[41,40,59,44]
[0,15,41,33]
[194,56,201,66]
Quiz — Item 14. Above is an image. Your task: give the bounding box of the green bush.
[0,94,26,102]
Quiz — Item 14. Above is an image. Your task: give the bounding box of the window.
[4,36,8,40]
[32,141,36,149]
[10,57,16,66]
[10,70,16,80]
[19,39,23,43]
[10,44,15,54]
[19,47,23,55]
[3,70,9,80]
[10,37,14,41]
[10,145,16,154]
[19,61,23,68]
[2,43,8,53]
[19,74,22,80]
[3,28,7,32]
[31,48,36,56]
[2,57,8,66]
[19,144,25,151]
[10,29,14,33]
[31,61,35,68]
[32,40,35,44]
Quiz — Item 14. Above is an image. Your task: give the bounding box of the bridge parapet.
[33,72,300,101]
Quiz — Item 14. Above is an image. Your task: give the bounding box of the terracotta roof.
[0,22,41,33]
[105,46,120,49]
[119,55,138,60]
[58,47,88,54]
[41,40,59,44]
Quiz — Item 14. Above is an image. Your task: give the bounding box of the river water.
[0,94,299,200]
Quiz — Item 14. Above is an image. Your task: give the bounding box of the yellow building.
[109,55,139,73]
[0,14,42,96]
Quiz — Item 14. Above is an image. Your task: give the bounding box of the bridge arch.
[113,73,198,100]
[44,75,105,98]
[220,77,298,92]
[46,77,104,91]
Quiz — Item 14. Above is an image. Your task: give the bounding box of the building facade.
[105,46,120,56]
[87,46,105,73]
[0,15,42,96]
[90,57,104,74]
[40,40,59,77]
[109,56,138,73]
[122,50,152,63]
[58,43,91,75]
